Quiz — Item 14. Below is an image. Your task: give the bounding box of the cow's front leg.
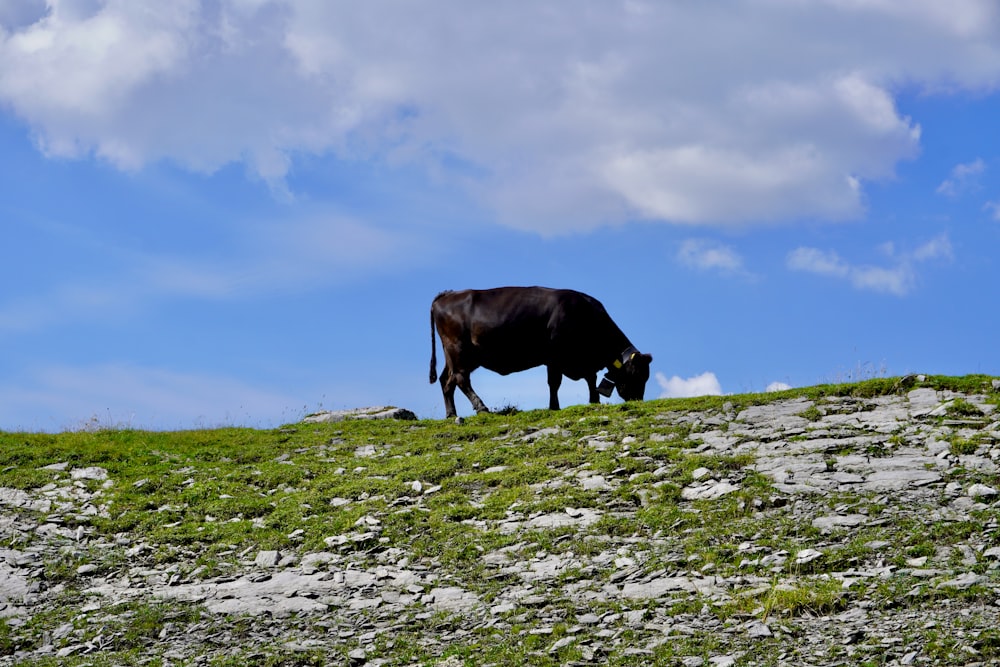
[585,373,600,404]
[455,371,490,414]
[546,366,562,411]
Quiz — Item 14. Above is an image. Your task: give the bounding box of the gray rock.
[549,636,575,652]
[302,407,417,423]
[522,427,569,441]
[425,586,478,612]
[863,467,941,490]
[812,514,868,533]
[579,474,610,491]
[254,551,281,568]
[0,564,33,611]
[831,471,865,484]
[967,483,998,498]
[737,397,813,424]
[709,656,737,667]
[936,572,983,589]
[519,508,602,531]
[619,575,723,599]
[0,487,52,513]
[681,480,739,500]
[745,620,772,638]
[795,548,823,564]
[70,467,109,481]
[490,601,516,615]
[519,554,572,581]
[908,388,942,414]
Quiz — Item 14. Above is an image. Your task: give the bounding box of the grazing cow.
[429,286,652,418]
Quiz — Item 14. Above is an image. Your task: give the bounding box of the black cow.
[429,286,652,418]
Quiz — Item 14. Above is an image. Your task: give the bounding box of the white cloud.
[2,2,1000,232]
[787,247,851,278]
[677,239,747,275]
[911,234,954,262]
[766,381,793,392]
[787,234,952,296]
[937,158,986,197]
[656,371,723,399]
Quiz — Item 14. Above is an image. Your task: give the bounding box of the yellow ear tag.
[629,353,636,361]
[613,360,623,369]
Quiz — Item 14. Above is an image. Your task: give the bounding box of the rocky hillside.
[1,376,999,666]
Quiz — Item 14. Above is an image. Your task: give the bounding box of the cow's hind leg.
[546,366,562,411]
[455,371,490,414]
[439,367,459,419]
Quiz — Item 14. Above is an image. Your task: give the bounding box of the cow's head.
[606,349,653,401]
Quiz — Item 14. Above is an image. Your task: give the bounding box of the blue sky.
[1,1,999,431]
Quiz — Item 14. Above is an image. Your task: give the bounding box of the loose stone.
[254,551,281,568]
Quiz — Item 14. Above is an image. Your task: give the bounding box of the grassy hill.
[0,375,998,666]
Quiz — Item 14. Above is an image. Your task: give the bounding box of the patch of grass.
[116,601,206,648]
[494,403,521,416]
[797,405,824,422]
[945,398,984,419]
[0,617,13,656]
[950,437,980,456]
[722,577,848,620]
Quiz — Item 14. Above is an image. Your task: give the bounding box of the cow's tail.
[429,306,438,384]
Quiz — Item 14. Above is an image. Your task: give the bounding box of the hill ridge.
[0,376,998,665]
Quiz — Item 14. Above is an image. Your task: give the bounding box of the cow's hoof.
[454,416,464,425]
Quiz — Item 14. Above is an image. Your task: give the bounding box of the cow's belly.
[475,342,547,376]
[469,324,548,375]
[480,357,544,376]
[472,340,593,378]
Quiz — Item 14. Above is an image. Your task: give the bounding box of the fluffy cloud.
[766,382,793,393]
[937,159,986,197]
[676,239,747,276]
[2,1,1000,232]
[787,234,953,296]
[657,371,723,399]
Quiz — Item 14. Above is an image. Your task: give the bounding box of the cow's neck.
[604,329,635,370]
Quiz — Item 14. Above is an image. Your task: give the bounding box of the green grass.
[1,374,998,666]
